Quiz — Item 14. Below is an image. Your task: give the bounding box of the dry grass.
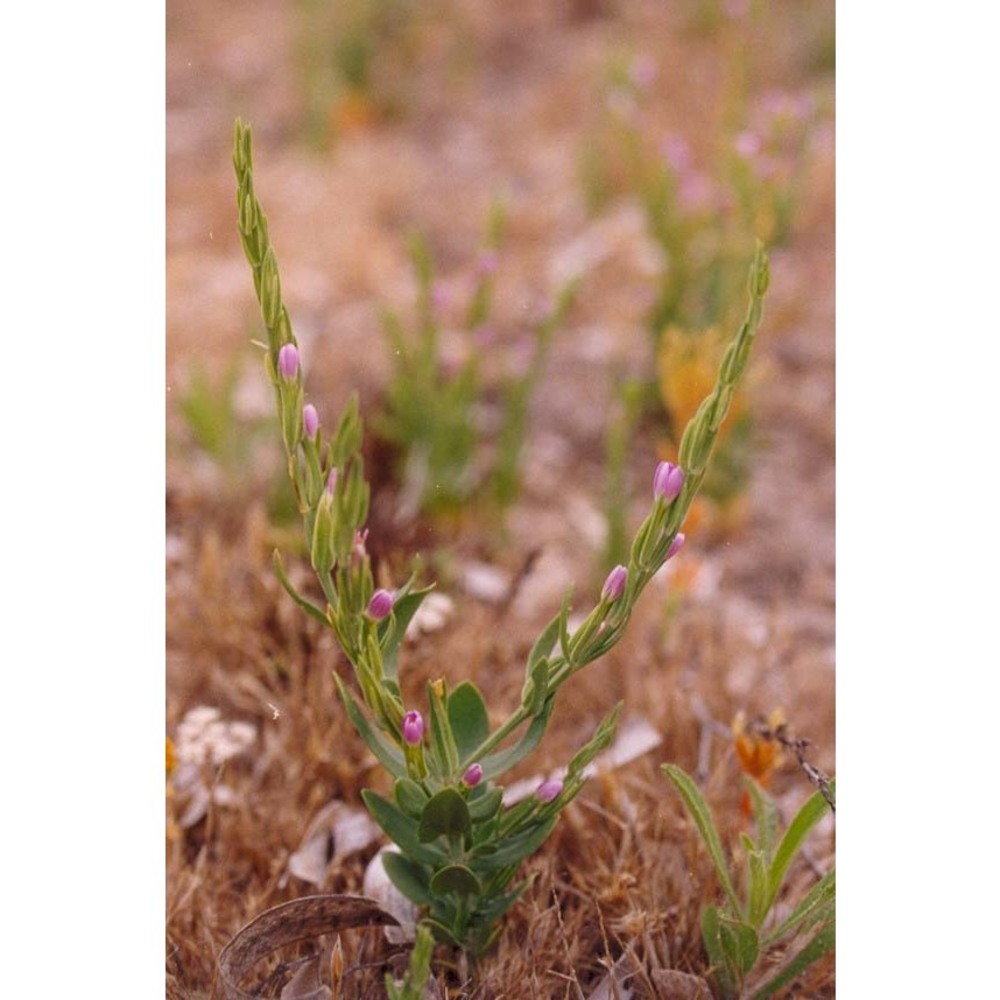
[167,1,835,995]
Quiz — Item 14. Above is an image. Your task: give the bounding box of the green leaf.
[427,683,460,777]
[361,790,447,865]
[378,582,433,680]
[418,788,471,843]
[718,915,759,979]
[701,905,739,1000]
[567,702,622,778]
[467,785,504,823]
[480,695,556,780]
[767,782,835,914]
[763,868,835,948]
[743,836,770,930]
[447,681,491,761]
[430,864,481,897]
[380,850,435,906]
[527,609,562,670]
[333,674,406,779]
[394,778,430,819]
[271,550,329,624]
[750,920,835,1000]
[662,764,741,914]
[422,917,462,948]
[745,779,780,862]
[469,816,557,871]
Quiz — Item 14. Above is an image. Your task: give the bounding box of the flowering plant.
[233,118,769,958]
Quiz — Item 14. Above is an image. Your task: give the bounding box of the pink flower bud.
[462,763,483,788]
[277,343,299,380]
[653,461,684,502]
[325,468,338,495]
[666,532,686,561]
[536,778,563,804]
[368,588,395,621]
[601,564,628,602]
[402,711,424,746]
[303,403,319,438]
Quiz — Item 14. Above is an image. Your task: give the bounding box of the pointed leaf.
[718,915,759,978]
[394,778,429,819]
[418,788,471,843]
[701,906,738,1000]
[763,868,835,948]
[480,695,556,780]
[361,790,447,865]
[662,764,741,913]
[767,783,835,913]
[527,609,562,669]
[743,836,770,929]
[427,682,460,777]
[745,779,780,862]
[751,921,835,1000]
[447,681,491,761]
[430,864,481,897]
[272,550,329,624]
[467,786,504,824]
[378,583,433,680]
[422,917,462,948]
[468,816,557,872]
[333,674,406,779]
[567,702,622,778]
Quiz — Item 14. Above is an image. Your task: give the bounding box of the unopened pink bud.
[653,461,684,502]
[602,564,628,602]
[402,711,424,746]
[536,778,563,804]
[303,403,319,438]
[462,763,483,788]
[325,468,338,495]
[666,532,686,561]
[368,588,395,621]
[277,343,299,380]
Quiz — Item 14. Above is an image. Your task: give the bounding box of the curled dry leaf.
[217,894,400,1000]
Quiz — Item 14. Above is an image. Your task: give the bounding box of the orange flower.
[732,708,785,786]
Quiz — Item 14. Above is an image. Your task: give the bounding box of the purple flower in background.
[653,461,684,502]
[368,588,395,621]
[303,403,319,438]
[402,711,424,746]
[536,778,563,804]
[601,564,628,602]
[462,763,484,788]
[277,343,299,380]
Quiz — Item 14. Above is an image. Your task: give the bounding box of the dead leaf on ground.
[217,894,400,999]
